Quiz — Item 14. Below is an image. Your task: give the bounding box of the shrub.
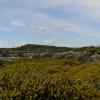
[0,58,99,99]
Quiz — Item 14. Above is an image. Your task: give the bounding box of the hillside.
[0,44,100,63]
[0,44,100,53]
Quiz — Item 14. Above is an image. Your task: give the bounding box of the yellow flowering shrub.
[0,58,100,100]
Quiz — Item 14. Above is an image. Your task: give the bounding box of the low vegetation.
[0,58,100,100]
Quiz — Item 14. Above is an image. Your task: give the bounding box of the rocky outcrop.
[23,53,40,58]
[40,52,53,58]
[91,54,100,62]
[52,52,67,59]
[1,50,100,63]
[23,51,100,63]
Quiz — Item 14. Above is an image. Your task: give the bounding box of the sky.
[0,0,100,48]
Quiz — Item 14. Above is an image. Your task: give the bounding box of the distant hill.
[0,44,70,54]
[0,44,100,54]
[7,44,100,52]
[16,44,71,52]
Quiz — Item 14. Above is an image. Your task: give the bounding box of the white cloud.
[29,9,100,37]
[1,0,100,36]
[30,14,100,37]
[65,38,97,47]
[38,27,51,34]
[10,21,26,28]
[39,0,68,8]
[0,27,11,32]
[55,21,90,34]
[38,0,100,20]
[75,0,100,20]
[0,41,28,48]
[32,26,52,34]
[0,0,100,47]
[44,39,56,44]
[0,41,14,48]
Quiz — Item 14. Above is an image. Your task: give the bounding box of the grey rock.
[40,52,53,58]
[52,52,67,59]
[91,54,100,62]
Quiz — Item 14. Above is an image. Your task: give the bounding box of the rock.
[40,52,53,58]
[31,53,40,58]
[52,52,67,59]
[23,53,40,58]
[91,54,100,62]
[65,51,82,59]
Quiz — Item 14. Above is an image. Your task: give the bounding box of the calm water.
[0,57,17,60]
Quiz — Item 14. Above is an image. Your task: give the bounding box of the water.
[0,57,17,60]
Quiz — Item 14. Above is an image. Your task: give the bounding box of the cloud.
[1,0,100,21]
[74,0,100,20]
[10,21,26,28]
[28,9,100,37]
[37,0,100,20]
[0,27,11,32]
[1,0,100,35]
[55,21,90,34]
[44,39,56,44]
[30,14,100,37]
[39,0,68,8]
[0,41,14,48]
[0,41,29,48]
[65,38,98,47]
[38,27,51,34]
[0,0,100,47]
[32,26,52,34]
[43,39,58,46]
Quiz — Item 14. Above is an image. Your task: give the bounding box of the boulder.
[40,52,53,58]
[31,53,40,58]
[91,54,100,62]
[52,52,67,59]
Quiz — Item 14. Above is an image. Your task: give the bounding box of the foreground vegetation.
[0,58,100,100]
